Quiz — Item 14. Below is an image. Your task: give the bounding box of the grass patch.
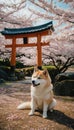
[42,65,56,69]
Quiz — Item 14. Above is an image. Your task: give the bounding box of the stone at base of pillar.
[38,66,42,70]
[8,66,17,81]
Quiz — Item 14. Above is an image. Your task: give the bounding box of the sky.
[26,0,72,26]
[0,0,71,26]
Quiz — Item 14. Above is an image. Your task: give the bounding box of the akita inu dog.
[17,67,56,118]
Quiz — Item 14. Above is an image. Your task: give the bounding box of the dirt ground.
[0,80,74,130]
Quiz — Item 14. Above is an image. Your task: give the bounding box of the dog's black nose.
[32,80,35,85]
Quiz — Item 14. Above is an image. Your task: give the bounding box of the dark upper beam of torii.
[1,21,54,70]
[1,21,54,36]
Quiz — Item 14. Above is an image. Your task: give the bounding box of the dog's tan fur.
[17,67,56,118]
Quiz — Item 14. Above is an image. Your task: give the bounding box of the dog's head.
[32,67,51,88]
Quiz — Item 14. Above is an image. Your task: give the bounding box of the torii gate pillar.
[37,35,42,69]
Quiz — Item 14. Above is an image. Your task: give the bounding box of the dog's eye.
[38,77,41,79]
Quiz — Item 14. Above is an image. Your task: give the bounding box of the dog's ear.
[43,69,48,77]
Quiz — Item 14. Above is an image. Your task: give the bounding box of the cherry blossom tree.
[0,0,74,69]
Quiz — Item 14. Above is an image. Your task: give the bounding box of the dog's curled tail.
[17,102,31,110]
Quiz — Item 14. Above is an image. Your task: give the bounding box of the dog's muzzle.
[32,80,40,87]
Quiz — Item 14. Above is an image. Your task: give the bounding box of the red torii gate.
[1,21,54,71]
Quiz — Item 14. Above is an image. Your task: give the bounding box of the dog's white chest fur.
[31,85,53,110]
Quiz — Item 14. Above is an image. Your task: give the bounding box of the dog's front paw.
[43,113,47,118]
[28,111,34,116]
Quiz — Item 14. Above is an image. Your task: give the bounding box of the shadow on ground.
[47,110,74,129]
